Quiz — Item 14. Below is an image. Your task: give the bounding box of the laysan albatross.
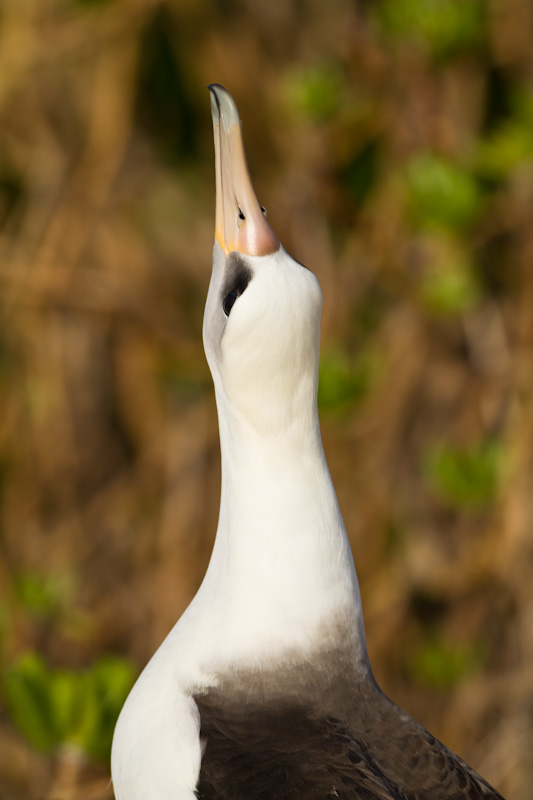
[111,85,505,800]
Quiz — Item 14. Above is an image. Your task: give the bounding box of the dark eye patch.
[221,253,253,317]
[223,290,238,316]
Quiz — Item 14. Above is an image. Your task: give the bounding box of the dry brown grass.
[0,1,532,797]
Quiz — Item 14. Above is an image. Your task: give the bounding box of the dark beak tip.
[208,84,241,130]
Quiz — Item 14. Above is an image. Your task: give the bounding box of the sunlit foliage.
[0,0,531,797]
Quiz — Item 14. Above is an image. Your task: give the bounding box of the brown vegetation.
[0,1,531,797]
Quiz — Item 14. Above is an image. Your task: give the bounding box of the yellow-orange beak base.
[209,84,280,257]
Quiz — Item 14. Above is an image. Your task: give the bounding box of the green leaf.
[14,571,77,621]
[476,120,533,180]
[49,669,82,741]
[283,63,345,121]
[3,654,57,751]
[318,348,380,416]
[3,653,136,760]
[71,673,102,755]
[423,440,501,509]
[92,656,137,703]
[407,636,487,688]
[416,236,480,316]
[375,0,486,59]
[421,268,479,316]
[405,154,483,232]
[86,657,137,760]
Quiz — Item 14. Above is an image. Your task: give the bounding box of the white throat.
[111,89,369,800]
[182,243,368,671]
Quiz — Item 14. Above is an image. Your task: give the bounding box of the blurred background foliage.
[0,0,532,797]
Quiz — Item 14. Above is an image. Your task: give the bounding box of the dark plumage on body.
[111,85,506,800]
[196,644,503,800]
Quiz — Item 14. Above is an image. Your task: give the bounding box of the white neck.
[190,377,368,671]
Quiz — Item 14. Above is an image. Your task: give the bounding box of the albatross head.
[110,85,368,800]
[204,85,322,436]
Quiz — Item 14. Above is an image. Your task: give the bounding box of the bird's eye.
[260,206,267,217]
[238,207,245,221]
[223,290,239,316]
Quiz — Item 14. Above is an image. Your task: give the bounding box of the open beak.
[209,84,280,257]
